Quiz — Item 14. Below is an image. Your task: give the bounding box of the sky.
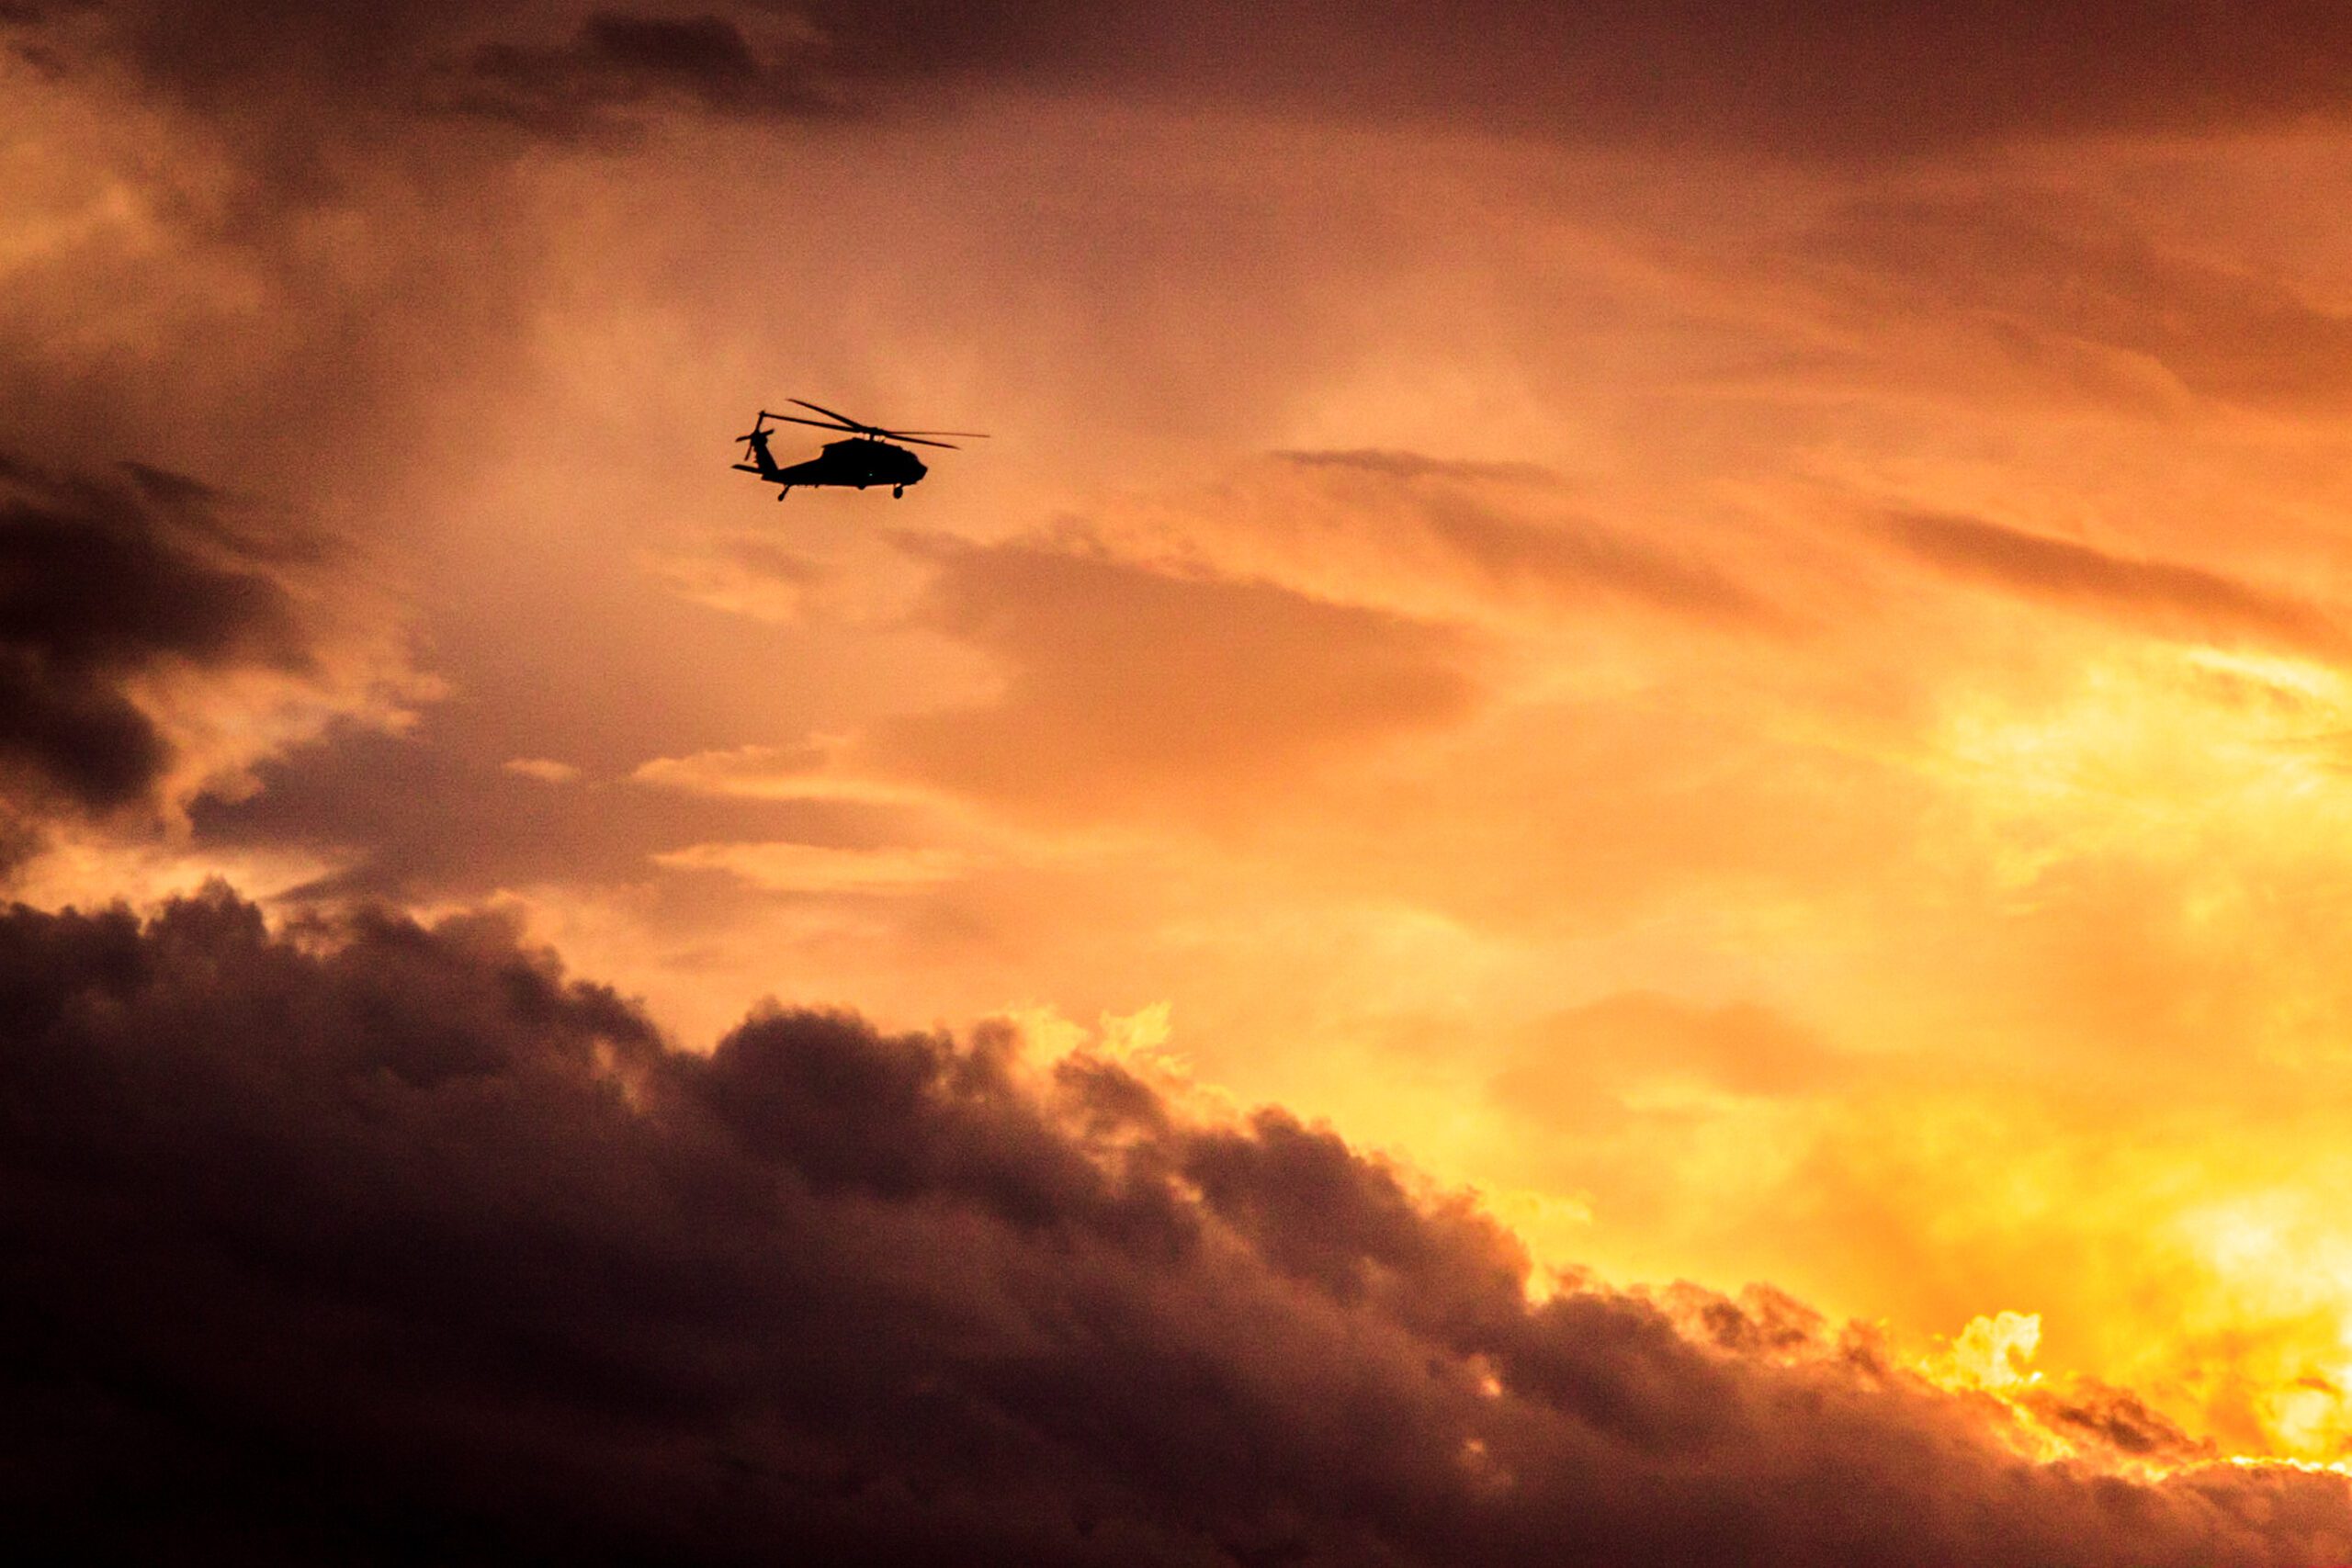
[16,2,2352,1560]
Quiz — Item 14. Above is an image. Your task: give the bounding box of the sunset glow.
[19,3,2352,1561]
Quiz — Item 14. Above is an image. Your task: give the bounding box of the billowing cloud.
[0,454,417,875]
[0,457,306,811]
[7,885,2352,1564]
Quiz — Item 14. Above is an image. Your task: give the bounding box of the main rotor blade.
[773,413,864,434]
[788,398,872,431]
[891,435,960,450]
[876,429,989,440]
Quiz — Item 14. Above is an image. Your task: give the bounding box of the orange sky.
[19,0,2352,1476]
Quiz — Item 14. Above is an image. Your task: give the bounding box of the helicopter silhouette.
[733,400,987,500]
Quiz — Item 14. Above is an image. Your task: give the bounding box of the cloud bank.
[51,0,2352,158]
[6,886,2351,1564]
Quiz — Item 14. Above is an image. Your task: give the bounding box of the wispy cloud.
[1880,511,2349,659]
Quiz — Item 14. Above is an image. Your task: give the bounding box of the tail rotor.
[732,410,785,479]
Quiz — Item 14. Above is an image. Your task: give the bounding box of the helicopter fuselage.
[773,436,927,494]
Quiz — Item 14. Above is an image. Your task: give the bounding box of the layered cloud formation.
[9,887,2352,1565]
[45,0,2352,155]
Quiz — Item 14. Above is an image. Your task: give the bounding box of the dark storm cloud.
[577,10,757,75]
[44,1,2352,158]
[460,11,838,137]
[905,1,2352,154]
[2,0,551,504]
[35,0,833,153]
[0,455,315,819]
[1880,511,2352,659]
[699,1,2352,155]
[6,885,2352,1564]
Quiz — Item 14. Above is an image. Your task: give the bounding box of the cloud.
[37,1,837,161]
[192,719,924,899]
[7,884,2352,1562]
[501,755,582,784]
[1879,512,2350,660]
[650,839,972,893]
[0,454,419,876]
[1214,452,1789,636]
[631,740,934,805]
[458,9,838,138]
[1491,991,1838,1134]
[647,535,839,625]
[47,1,2352,164]
[1276,449,1565,488]
[0,456,306,814]
[870,536,1481,817]
[0,8,553,519]
[2020,1379,2218,1465]
[1419,495,1783,627]
[1809,193,2352,408]
[540,11,762,81]
[804,2,2352,157]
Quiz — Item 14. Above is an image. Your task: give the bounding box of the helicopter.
[732,400,987,500]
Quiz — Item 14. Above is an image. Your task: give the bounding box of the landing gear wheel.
[892,485,904,499]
